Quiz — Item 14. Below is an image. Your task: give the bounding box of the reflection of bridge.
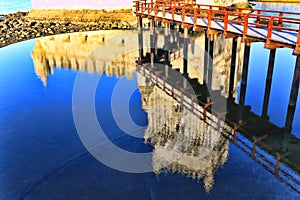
[134,0,300,131]
[138,75,229,192]
[133,1,300,193]
[137,61,300,194]
[30,28,300,193]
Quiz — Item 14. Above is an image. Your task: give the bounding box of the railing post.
[163,3,166,21]
[294,25,300,55]
[274,153,287,176]
[251,135,268,159]
[136,1,139,14]
[182,6,186,27]
[243,14,249,40]
[274,155,281,176]
[203,102,213,123]
[193,8,198,30]
[141,2,144,14]
[224,12,228,34]
[208,6,212,28]
[172,2,175,21]
[238,8,242,24]
[233,129,238,144]
[256,10,261,27]
[278,12,283,31]
[265,17,274,48]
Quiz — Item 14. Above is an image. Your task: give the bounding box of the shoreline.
[0,9,136,48]
[251,0,300,2]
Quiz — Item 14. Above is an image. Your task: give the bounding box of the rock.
[50,22,56,26]
[30,21,37,27]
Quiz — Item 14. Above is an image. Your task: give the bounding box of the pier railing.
[133,0,300,53]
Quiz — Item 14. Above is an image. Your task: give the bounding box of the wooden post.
[224,12,228,34]
[150,17,156,68]
[204,31,209,84]
[243,14,249,40]
[208,35,214,89]
[233,130,238,144]
[238,8,242,24]
[278,12,283,31]
[274,153,288,176]
[293,25,300,55]
[256,10,261,27]
[203,102,213,123]
[193,8,198,31]
[262,49,276,118]
[229,37,238,99]
[285,55,300,131]
[265,17,274,48]
[240,43,251,107]
[183,27,189,75]
[136,1,139,14]
[208,6,212,28]
[164,22,170,66]
[251,135,268,159]
[274,155,281,176]
[138,16,144,63]
[172,2,175,21]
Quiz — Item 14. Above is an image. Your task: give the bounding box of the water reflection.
[139,78,229,191]
[253,2,300,13]
[30,31,136,86]
[29,29,300,193]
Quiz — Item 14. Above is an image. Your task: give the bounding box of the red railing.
[133,0,300,52]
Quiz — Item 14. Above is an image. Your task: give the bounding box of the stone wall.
[31,0,132,10]
[26,9,136,26]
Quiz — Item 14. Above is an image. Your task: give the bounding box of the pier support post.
[164,22,170,66]
[262,49,276,118]
[183,27,189,76]
[150,17,156,67]
[239,43,251,121]
[285,55,300,131]
[207,35,214,89]
[240,43,251,107]
[138,16,144,63]
[229,37,238,99]
[204,32,209,84]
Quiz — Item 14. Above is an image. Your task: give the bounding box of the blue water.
[238,43,300,138]
[0,37,299,200]
[0,0,32,14]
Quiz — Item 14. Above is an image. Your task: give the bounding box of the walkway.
[134,0,300,53]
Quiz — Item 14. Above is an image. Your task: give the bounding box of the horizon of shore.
[251,0,300,2]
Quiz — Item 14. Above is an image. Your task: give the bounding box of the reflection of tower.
[30,31,138,86]
[31,40,51,87]
[137,74,229,192]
